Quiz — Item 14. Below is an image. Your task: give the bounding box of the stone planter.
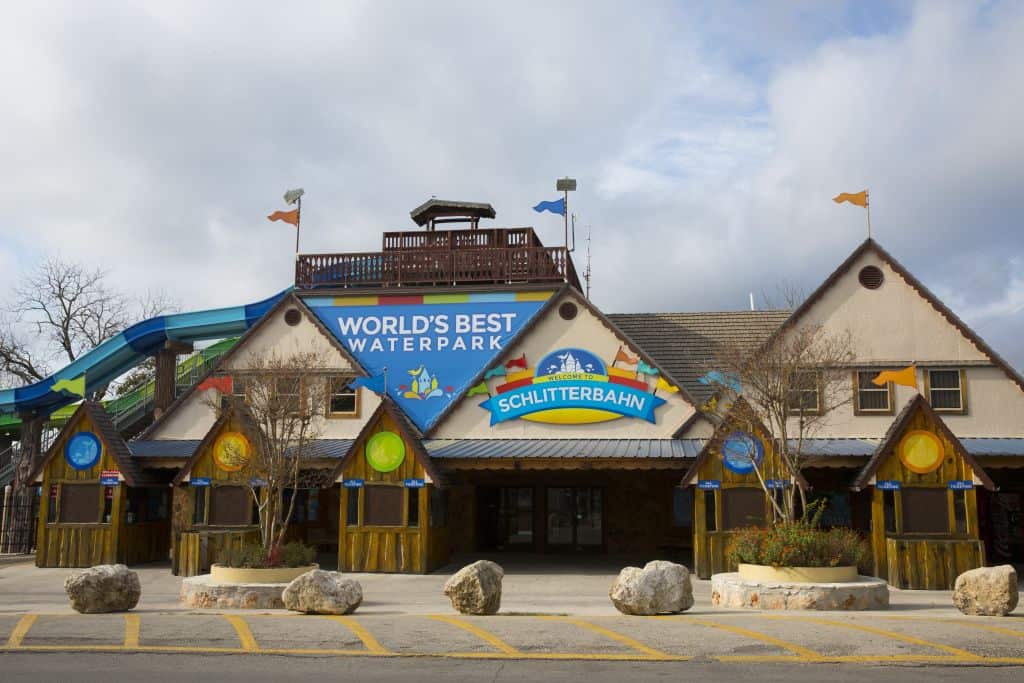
[738,563,857,584]
[712,572,888,611]
[209,563,318,584]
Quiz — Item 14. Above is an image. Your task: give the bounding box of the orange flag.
[267,209,299,226]
[872,365,917,389]
[614,346,638,365]
[833,190,868,207]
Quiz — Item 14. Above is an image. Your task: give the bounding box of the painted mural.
[305,292,552,430]
[477,346,674,425]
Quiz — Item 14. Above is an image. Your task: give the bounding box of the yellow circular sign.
[213,431,251,472]
[898,430,945,474]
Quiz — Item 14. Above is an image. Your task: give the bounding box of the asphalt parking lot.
[3,610,1024,665]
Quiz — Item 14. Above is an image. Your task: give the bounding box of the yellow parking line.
[123,614,140,648]
[680,617,822,659]
[223,615,259,652]
[331,616,390,654]
[761,615,982,659]
[6,614,38,648]
[539,616,675,659]
[880,615,1024,640]
[428,615,521,655]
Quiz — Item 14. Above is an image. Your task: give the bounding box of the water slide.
[0,290,287,417]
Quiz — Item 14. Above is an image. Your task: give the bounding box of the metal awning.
[423,438,705,460]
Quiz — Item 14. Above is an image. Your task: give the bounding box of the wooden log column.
[154,340,193,418]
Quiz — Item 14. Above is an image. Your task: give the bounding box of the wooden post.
[154,340,193,418]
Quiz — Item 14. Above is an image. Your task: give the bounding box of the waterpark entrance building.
[13,199,1024,586]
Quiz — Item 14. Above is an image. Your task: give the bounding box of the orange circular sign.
[898,430,945,474]
[213,431,251,472]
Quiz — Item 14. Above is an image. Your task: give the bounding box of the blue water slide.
[0,289,287,416]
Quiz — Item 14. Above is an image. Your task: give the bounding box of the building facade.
[31,202,1024,587]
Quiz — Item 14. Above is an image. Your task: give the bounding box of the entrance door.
[478,487,535,551]
[546,487,603,550]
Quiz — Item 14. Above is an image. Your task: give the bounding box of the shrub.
[281,541,317,568]
[727,524,870,568]
[215,541,317,568]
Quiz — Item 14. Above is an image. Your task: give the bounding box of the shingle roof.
[129,440,202,459]
[607,310,790,402]
[422,438,705,459]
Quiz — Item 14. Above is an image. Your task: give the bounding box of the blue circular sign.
[721,431,764,475]
[64,432,101,471]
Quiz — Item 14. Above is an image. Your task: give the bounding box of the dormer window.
[927,369,966,414]
[854,370,894,415]
[787,371,821,414]
[327,377,359,418]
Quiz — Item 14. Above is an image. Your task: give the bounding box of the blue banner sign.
[765,479,790,489]
[249,478,267,487]
[948,480,974,490]
[404,478,425,488]
[478,348,666,425]
[343,479,365,488]
[698,480,721,490]
[306,293,550,431]
[876,480,901,490]
[100,477,120,486]
[190,477,211,487]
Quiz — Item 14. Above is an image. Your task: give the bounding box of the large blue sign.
[721,432,764,475]
[65,432,102,471]
[307,293,549,431]
[478,348,667,425]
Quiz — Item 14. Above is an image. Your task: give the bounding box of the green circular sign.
[365,431,406,473]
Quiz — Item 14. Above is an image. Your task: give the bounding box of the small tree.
[206,349,330,561]
[702,321,856,524]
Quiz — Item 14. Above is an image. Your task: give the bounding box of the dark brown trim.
[851,394,994,491]
[764,238,1024,396]
[851,369,896,416]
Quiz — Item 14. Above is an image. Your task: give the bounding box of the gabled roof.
[851,394,995,491]
[170,410,235,485]
[681,397,810,489]
[424,285,700,436]
[32,401,150,486]
[409,199,496,226]
[608,310,790,402]
[332,397,442,486]
[137,292,366,441]
[764,238,1024,394]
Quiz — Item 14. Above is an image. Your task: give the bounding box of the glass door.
[546,487,603,550]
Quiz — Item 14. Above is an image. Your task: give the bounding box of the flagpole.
[295,196,302,256]
[866,192,872,239]
[563,188,569,253]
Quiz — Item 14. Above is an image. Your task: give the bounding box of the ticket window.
[57,484,103,524]
[721,488,767,530]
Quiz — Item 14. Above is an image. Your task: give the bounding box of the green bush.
[280,541,317,568]
[727,524,870,569]
[215,541,316,568]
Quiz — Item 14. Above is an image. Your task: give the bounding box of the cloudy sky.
[1,1,1022,372]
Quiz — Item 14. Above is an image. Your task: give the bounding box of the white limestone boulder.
[443,560,504,615]
[64,564,141,613]
[282,569,363,614]
[610,560,694,615]
[953,565,1019,616]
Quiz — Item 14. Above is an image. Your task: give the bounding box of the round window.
[284,308,302,326]
[558,302,578,320]
[858,265,884,290]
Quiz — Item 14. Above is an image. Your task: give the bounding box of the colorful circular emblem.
[721,431,764,475]
[366,431,406,473]
[64,432,101,471]
[213,431,251,472]
[898,430,945,474]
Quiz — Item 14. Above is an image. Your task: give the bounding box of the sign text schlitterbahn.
[479,347,669,425]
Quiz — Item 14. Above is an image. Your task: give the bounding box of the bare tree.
[0,258,176,393]
[205,349,330,559]
[702,321,857,523]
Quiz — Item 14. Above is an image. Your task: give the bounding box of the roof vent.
[858,265,884,290]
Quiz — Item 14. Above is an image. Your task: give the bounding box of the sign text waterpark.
[336,312,520,353]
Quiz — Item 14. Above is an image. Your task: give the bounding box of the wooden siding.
[885,537,984,590]
[338,410,441,573]
[693,424,790,579]
[869,406,983,587]
[174,529,260,577]
[36,416,122,567]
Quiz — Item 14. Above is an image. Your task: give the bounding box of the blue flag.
[350,374,386,395]
[533,198,565,216]
[697,370,742,394]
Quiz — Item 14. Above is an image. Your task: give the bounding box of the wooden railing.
[382,227,541,251]
[295,246,579,290]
